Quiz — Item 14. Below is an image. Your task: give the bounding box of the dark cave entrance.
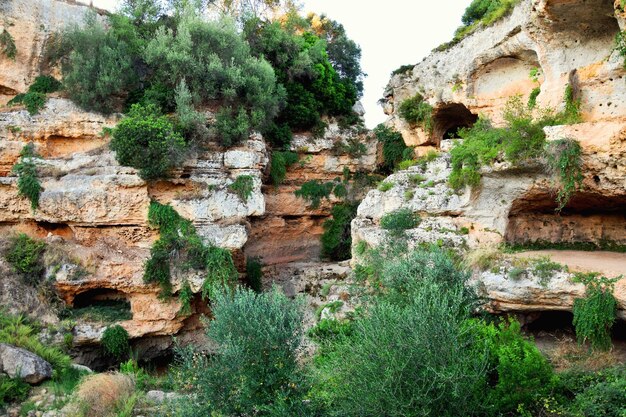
[68,288,132,322]
[432,103,478,147]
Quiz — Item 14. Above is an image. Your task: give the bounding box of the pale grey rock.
[0,343,53,383]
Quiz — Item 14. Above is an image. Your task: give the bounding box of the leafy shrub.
[0,375,30,407]
[562,84,582,124]
[398,92,433,131]
[8,92,46,115]
[570,373,626,416]
[373,124,408,173]
[229,175,255,202]
[270,151,298,186]
[528,86,541,109]
[28,75,63,94]
[5,233,46,285]
[178,280,194,316]
[380,208,420,236]
[110,103,186,180]
[60,14,139,113]
[391,64,414,76]
[12,144,42,211]
[321,202,358,261]
[262,122,293,149]
[246,257,263,293]
[476,319,555,414]
[294,180,338,208]
[144,202,238,298]
[172,287,307,416]
[377,181,393,191]
[101,325,130,359]
[573,273,617,351]
[0,29,17,60]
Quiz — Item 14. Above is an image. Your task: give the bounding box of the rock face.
[359,0,626,318]
[0,343,53,383]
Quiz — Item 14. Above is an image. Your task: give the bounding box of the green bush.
[262,122,293,149]
[398,93,433,131]
[101,325,130,359]
[373,124,408,173]
[171,287,307,416]
[246,256,264,293]
[294,180,346,209]
[60,14,139,113]
[270,151,298,186]
[377,181,393,191]
[178,279,194,316]
[109,103,186,180]
[321,202,358,261]
[0,29,17,60]
[12,144,42,211]
[144,201,238,298]
[5,233,46,285]
[391,64,414,76]
[0,375,30,408]
[28,75,63,94]
[380,208,420,236]
[573,273,617,351]
[570,373,626,416]
[228,175,255,202]
[528,86,541,109]
[8,92,46,115]
[545,138,583,211]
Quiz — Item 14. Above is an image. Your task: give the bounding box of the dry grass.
[70,372,135,417]
[465,245,503,271]
[547,338,622,372]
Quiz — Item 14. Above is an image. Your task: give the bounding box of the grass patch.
[228,175,255,202]
[377,181,393,192]
[504,240,626,253]
[61,300,132,323]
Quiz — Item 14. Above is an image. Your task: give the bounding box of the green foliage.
[616,30,626,68]
[321,202,358,261]
[178,280,194,316]
[569,372,626,416]
[531,256,563,286]
[506,240,626,253]
[246,257,264,293]
[5,233,46,285]
[262,122,293,149]
[377,181,393,191]
[229,175,255,202]
[295,180,343,208]
[171,287,307,416]
[476,319,555,414]
[144,201,238,298]
[12,144,42,211]
[270,151,298,186]
[461,0,519,26]
[0,29,17,60]
[546,138,583,211]
[62,300,132,323]
[528,86,541,109]
[391,64,414,76]
[8,92,46,115]
[572,273,617,351]
[373,124,408,173]
[562,84,582,124]
[398,92,433,131]
[0,375,30,408]
[110,103,186,180]
[101,325,130,359]
[380,208,420,236]
[28,75,63,94]
[0,312,71,371]
[60,14,139,113]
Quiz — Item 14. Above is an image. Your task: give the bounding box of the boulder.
[0,343,53,383]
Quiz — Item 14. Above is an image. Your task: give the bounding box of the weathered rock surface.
[0,343,53,384]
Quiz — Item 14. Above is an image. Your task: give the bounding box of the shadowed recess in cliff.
[432,103,478,146]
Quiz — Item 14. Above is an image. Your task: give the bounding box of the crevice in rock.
[432,103,478,147]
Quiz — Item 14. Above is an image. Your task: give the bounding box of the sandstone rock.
[0,343,53,383]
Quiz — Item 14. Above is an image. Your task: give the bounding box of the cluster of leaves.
[269,151,298,186]
[572,273,618,351]
[0,29,17,60]
[101,324,130,359]
[7,75,62,115]
[391,64,414,76]
[320,202,358,261]
[246,256,264,293]
[449,90,582,191]
[144,201,238,304]
[373,124,409,174]
[0,375,30,408]
[294,179,346,209]
[436,0,521,51]
[380,208,420,237]
[616,30,626,68]
[168,287,307,416]
[61,300,132,323]
[110,103,186,181]
[12,144,42,211]
[398,92,433,131]
[545,138,584,211]
[5,233,46,286]
[228,175,255,202]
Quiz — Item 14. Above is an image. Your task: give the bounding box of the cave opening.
[68,288,132,322]
[432,103,478,147]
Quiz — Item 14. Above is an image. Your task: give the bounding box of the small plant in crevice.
[616,30,626,68]
[12,144,42,211]
[0,29,17,60]
[144,201,238,299]
[380,208,421,237]
[246,256,264,293]
[561,84,582,125]
[270,151,298,186]
[545,138,584,211]
[5,233,46,286]
[228,175,255,203]
[374,124,409,174]
[528,87,541,109]
[178,280,194,316]
[321,202,358,261]
[398,92,433,131]
[572,273,618,352]
[101,325,130,359]
[294,180,343,209]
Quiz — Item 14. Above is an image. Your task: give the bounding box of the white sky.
[90,0,470,128]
